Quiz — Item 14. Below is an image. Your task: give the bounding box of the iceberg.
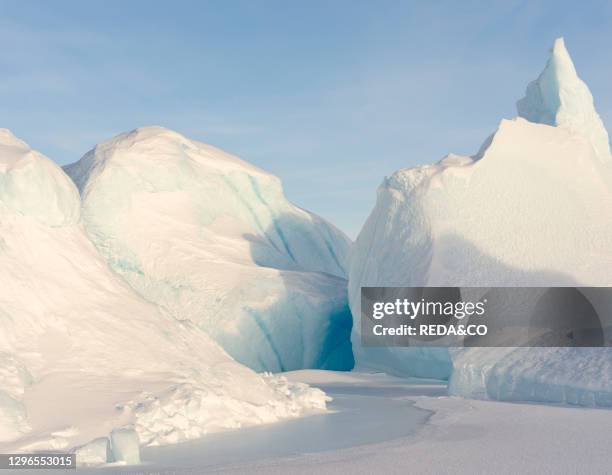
[0,130,328,454]
[348,38,612,403]
[64,127,354,372]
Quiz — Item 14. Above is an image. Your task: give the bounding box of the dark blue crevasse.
[317,302,355,371]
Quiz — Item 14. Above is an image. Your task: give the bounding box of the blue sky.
[2,1,612,237]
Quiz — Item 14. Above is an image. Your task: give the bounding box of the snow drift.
[348,38,612,405]
[64,127,353,373]
[0,130,328,460]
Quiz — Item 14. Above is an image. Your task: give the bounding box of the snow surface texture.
[348,38,612,404]
[0,131,328,460]
[64,127,354,373]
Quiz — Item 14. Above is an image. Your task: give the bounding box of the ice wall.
[65,127,354,373]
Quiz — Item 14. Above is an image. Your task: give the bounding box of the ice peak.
[64,125,273,193]
[123,125,187,143]
[550,37,574,73]
[90,126,189,155]
[517,37,610,158]
[0,128,29,150]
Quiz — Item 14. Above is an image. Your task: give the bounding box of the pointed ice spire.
[0,128,29,149]
[517,37,610,158]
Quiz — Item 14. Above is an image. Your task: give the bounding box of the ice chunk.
[449,348,612,407]
[131,376,329,446]
[74,437,112,466]
[110,429,139,465]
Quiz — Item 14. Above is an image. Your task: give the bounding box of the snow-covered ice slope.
[0,129,328,456]
[348,38,612,402]
[64,127,353,373]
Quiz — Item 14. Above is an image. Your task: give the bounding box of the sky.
[2,1,612,237]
